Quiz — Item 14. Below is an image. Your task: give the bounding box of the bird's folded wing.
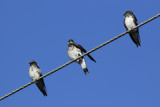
[74,43,96,62]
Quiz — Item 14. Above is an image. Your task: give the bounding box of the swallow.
[124,11,141,47]
[29,61,47,96]
[67,39,96,74]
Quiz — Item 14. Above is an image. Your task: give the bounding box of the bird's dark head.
[29,60,37,66]
[68,39,74,45]
[124,11,133,16]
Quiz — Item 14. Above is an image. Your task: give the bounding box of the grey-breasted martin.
[124,11,141,47]
[29,61,47,96]
[67,39,96,74]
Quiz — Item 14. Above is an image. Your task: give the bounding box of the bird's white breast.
[125,16,136,30]
[29,66,40,81]
[68,46,82,60]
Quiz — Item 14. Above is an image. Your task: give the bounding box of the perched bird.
[29,61,47,96]
[67,39,96,74]
[124,11,141,47]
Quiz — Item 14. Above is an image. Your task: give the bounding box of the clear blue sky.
[0,0,160,106]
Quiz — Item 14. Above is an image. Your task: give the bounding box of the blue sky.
[0,0,160,107]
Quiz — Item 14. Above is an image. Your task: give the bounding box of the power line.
[0,13,160,101]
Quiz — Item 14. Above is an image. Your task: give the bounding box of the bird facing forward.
[124,11,141,47]
[29,61,47,96]
[67,39,96,74]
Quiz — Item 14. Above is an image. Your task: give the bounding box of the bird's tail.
[36,79,47,96]
[135,31,141,47]
[79,58,89,74]
[130,29,141,47]
[83,68,89,75]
